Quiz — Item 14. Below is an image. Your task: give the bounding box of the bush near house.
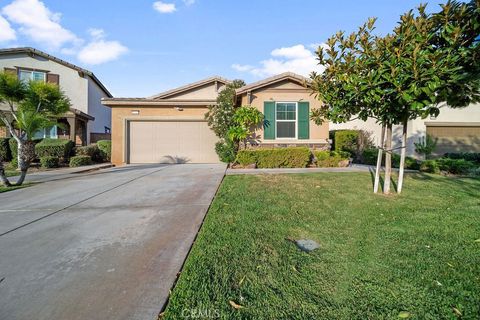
[314,151,349,167]
[361,148,420,170]
[236,148,311,168]
[331,130,374,161]
[0,138,12,162]
[443,152,480,164]
[437,158,476,175]
[69,155,92,167]
[419,160,440,174]
[35,139,74,161]
[75,145,103,163]
[97,140,112,162]
[215,140,237,163]
[40,156,59,168]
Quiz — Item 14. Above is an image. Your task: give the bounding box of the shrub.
[437,158,476,175]
[443,152,480,164]
[334,130,358,156]
[35,139,74,161]
[361,148,379,165]
[97,140,112,162]
[332,130,374,161]
[0,138,11,162]
[75,144,103,162]
[40,156,59,168]
[215,140,237,163]
[236,148,311,168]
[69,155,92,167]
[420,160,440,174]
[235,150,257,166]
[314,150,349,167]
[360,148,420,170]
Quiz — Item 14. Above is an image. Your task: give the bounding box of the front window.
[33,126,58,139]
[18,70,46,83]
[276,102,296,138]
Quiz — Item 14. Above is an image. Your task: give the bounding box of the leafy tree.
[0,72,70,186]
[205,80,245,163]
[228,106,264,148]
[205,80,245,138]
[414,134,438,159]
[311,0,480,194]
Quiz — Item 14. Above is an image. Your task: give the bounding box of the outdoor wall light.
[175,107,184,111]
[131,110,140,115]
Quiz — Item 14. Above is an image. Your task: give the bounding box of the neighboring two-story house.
[0,47,112,145]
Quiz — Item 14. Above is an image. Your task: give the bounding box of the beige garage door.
[426,125,480,156]
[128,120,219,164]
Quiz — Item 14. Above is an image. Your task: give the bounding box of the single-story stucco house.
[0,47,112,145]
[102,72,330,166]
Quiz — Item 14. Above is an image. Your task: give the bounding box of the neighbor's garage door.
[128,121,219,163]
[426,125,480,156]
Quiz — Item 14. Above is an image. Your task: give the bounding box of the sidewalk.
[9,163,113,183]
[226,164,417,175]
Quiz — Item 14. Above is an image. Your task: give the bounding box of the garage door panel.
[427,125,480,156]
[128,121,219,164]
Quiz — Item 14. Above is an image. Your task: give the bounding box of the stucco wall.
[110,106,209,165]
[87,78,111,134]
[0,53,89,113]
[239,80,329,142]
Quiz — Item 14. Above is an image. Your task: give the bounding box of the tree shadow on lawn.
[368,167,398,193]
[408,172,480,198]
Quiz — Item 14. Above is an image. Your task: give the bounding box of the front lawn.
[163,173,480,319]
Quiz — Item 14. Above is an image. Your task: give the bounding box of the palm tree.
[0,72,70,186]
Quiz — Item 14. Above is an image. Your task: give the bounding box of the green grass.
[163,173,480,319]
[0,182,31,193]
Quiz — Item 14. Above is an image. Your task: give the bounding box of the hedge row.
[361,148,420,170]
[35,139,75,160]
[236,148,312,168]
[69,155,92,167]
[314,151,349,167]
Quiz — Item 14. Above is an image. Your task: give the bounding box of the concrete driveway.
[0,164,226,320]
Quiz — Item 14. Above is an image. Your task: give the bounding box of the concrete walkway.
[0,164,226,320]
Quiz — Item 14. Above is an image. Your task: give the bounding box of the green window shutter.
[298,101,310,139]
[263,101,276,140]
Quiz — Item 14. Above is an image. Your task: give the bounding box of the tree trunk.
[373,125,386,193]
[14,140,35,186]
[397,120,408,194]
[383,124,393,194]
[0,160,12,187]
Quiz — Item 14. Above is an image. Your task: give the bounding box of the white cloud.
[77,28,128,65]
[0,14,16,42]
[153,1,176,13]
[2,0,79,49]
[232,44,325,77]
[183,0,195,5]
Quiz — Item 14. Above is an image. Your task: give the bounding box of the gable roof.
[149,76,231,99]
[0,47,112,98]
[236,72,310,95]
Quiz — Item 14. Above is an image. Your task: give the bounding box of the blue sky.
[0,0,447,97]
